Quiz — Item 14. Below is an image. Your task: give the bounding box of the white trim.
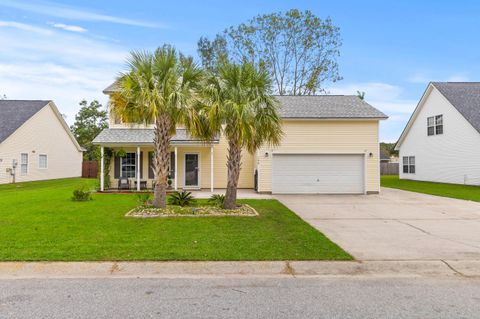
[100,146,104,192]
[38,153,48,169]
[136,147,141,191]
[377,143,381,193]
[174,147,178,191]
[395,84,435,150]
[363,153,368,195]
[210,146,214,192]
[184,152,200,189]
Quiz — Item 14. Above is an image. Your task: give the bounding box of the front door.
[184,154,199,187]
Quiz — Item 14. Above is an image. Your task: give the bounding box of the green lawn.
[381,175,480,202]
[0,178,351,261]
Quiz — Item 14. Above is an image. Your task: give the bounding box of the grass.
[0,178,351,261]
[381,175,480,202]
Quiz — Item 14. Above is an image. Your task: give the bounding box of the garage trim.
[271,152,367,195]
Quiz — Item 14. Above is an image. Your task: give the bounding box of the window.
[121,153,136,178]
[402,156,415,174]
[435,115,443,134]
[39,154,48,169]
[20,153,28,175]
[427,115,443,136]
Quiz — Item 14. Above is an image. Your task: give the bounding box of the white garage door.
[272,154,365,194]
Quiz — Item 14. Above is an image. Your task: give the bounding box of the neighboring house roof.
[102,83,387,120]
[395,82,480,150]
[0,100,50,143]
[92,128,219,145]
[103,82,118,94]
[275,95,387,119]
[431,82,480,133]
[0,100,84,151]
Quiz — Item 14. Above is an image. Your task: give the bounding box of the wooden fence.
[380,162,399,175]
[82,160,98,178]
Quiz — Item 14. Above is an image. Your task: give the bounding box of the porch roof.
[92,128,219,146]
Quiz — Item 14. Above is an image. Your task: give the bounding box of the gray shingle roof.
[275,95,387,119]
[0,100,50,143]
[103,82,387,119]
[92,128,219,145]
[432,82,480,133]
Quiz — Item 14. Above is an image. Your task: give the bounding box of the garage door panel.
[272,154,364,194]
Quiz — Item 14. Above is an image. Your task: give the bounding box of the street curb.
[0,260,479,279]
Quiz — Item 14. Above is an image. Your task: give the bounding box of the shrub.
[72,185,92,201]
[168,191,195,207]
[136,193,152,206]
[208,194,225,207]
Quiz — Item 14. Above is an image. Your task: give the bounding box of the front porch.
[94,128,221,192]
[99,144,217,192]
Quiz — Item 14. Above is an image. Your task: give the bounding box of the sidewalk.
[1,260,479,279]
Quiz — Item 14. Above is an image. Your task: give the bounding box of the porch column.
[100,146,104,192]
[174,146,178,190]
[210,145,214,192]
[136,146,141,191]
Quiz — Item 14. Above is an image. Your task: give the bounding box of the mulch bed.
[125,204,258,218]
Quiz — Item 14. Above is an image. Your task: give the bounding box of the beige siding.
[256,119,380,193]
[0,104,83,184]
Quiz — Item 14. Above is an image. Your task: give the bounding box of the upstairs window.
[402,156,415,174]
[427,115,443,136]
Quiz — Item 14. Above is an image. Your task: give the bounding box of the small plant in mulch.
[72,185,93,201]
[136,193,152,206]
[168,191,195,207]
[208,194,225,207]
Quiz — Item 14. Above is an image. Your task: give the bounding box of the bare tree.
[198,9,342,95]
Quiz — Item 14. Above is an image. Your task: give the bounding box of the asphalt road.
[1,277,479,318]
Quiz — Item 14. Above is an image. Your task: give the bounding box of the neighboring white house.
[395,82,480,185]
[0,100,84,184]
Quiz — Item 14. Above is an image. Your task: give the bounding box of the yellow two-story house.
[93,84,387,194]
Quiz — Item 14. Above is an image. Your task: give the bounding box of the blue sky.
[1,0,479,141]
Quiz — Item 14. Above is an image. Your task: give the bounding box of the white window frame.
[20,153,28,175]
[120,152,136,178]
[402,156,415,174]
[427,114,443,136]
[38,154,48,169]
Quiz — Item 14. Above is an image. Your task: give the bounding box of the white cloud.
[50,23,87,33]
[327,82,417,114]
[447,74,469,82]
[326,81,418,142]
[0,0,165,28]
[408,72,470,84]
[0,20,52,35]
[0,20,128,124]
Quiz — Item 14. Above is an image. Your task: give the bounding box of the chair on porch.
[118,177,130,190]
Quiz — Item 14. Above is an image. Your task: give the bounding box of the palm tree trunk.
[223,139,242,209]
[153,115,172,208]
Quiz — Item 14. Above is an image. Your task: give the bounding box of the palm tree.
[110,45,203,208]
[197,62,283,209]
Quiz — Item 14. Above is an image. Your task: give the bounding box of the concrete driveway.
[275,188,480,261]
